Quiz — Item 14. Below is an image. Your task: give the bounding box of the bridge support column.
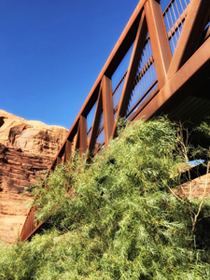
[88,88,102,155]
[102,75,114,146]
[64,140,72,164]
[145,0,172,88]
[79,115,87,157]
[56,156,62,165]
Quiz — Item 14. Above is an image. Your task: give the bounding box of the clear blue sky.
[0,0,169,129]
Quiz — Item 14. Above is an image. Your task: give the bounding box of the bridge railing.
[20,0,210,241]
[163,0,191,54]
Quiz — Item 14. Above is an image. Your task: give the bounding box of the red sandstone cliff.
[0,110,68,243]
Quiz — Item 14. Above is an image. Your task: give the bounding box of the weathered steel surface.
[167,0,210,78]
[145,0,172,87]
[88,88,103,155]
[102,75,114,146]
[20,0,210,241]
[20,206,44,242]
[64,140,72,164]
[134,36,210,120]
[79,115,88,156]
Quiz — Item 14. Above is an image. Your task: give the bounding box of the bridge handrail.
[20,0,210,242]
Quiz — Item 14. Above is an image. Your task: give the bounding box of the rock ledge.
[0,110,68,243]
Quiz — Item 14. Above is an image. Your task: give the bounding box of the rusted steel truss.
[20,0,210,242]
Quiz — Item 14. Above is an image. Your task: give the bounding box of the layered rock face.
[0,110,68,243]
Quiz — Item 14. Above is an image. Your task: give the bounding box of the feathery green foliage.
[1,117,210,279]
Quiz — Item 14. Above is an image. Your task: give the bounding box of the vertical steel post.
[102,75,114,146]
[64,140,72,164]
[145,0,172,88]
[56,156,62,165]
[79,115,87,156]
[31,206,36,232]
[89,89,103,154]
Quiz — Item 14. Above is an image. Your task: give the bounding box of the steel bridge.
[20,0,210,242]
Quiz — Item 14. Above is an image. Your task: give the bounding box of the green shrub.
[1,118,210,279]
